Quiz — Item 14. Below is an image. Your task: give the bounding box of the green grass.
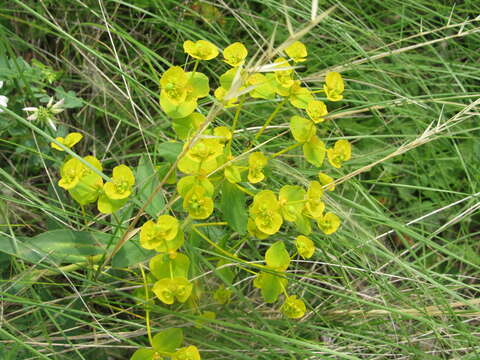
[1,0,480,359]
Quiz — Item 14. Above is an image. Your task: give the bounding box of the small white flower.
[0,80,9,113]
[22,97,65,131]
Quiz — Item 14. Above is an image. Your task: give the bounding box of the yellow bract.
[58,158,84,190]
[317,212,341,235]
[214,86,238,107]
[323,71,344,101]
[159,66,189,104]
[281,295,306,319]
[304,181,325,219]
[327,139,351,168]
[58,155,102,190]
[318,172,335,191]
[171,345,201,360]
[187,138,224,163]
[290,115,316,143]
[249,190,283,235]
[278,185,306,222]
[295,235,315,259]
[213,126,232,143]
[139,215,180,250]
[272,57,294,89]
[213,285,232,304]
[51,132,83,151]
[223,42,248,67]
[246,73,276,100]
[247,217,270,239]
[183,40,219,60]
[103,165,135,200]
[285,41,307,63]
[306,100,328,123]
[183,185,214,219]
[152,276,193,305]
[287,81,314,109]
[248,152,268,183]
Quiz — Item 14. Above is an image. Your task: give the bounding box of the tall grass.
[1,0,479,359]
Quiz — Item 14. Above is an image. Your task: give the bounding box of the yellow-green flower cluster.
[130,328,201,360]
[247,179,341,238]
[56,135,135,214]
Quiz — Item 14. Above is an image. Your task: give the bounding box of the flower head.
[103,164,135,200]
[58,158,84,190]
[295,235,315,259]
[223,42,248,67]
[323,72,344,102]
[51,132,83,151]
[160,66,189,104]
[317,212,341,235]
[23,97,65,131]
[183,40,219,60]
[171,345,201,360]
[182,185,214,219]
[152,277,193,305]
[306,100,328,123]
[140,215,180,250]
[248,152,268,183]
[304,181,325,219]
[318,172,335,191]
[249,190,283,235]
[327,139,351,168]
[281,295,306,319]
[285,41,307,63]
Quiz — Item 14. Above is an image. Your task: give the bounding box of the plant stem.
[227,96,246,154]
[139,264,153,347]
[254,99,286,141]
[270,142,302,159]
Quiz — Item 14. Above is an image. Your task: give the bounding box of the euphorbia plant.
[52,37,353,359]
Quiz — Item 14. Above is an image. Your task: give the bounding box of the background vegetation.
[1,0,479,358]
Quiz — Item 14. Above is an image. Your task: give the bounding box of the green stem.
[139,264,154,347]
[254,99,286,141]
[270,142,302,159]
[235,183,255,196]
[192,59,200,76]
[227,96,246,154]
[191,224,264,275]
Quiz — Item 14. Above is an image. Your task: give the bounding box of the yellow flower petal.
[223,42,248,67]
[184,40,219,60]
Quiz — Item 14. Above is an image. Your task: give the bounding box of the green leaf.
[265,241,290,271]
[303,135,325,167]
[0,230,106,264]
[130,348,155,360]
[150,252,190,280]
[55,86,83,108]
[157,142,183,163]
[136,155,165,217]
[220,181,248,235]
[171,112,205,140]
[152,328,184,353]
[156,162,176,184]
[112,235,155,268]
